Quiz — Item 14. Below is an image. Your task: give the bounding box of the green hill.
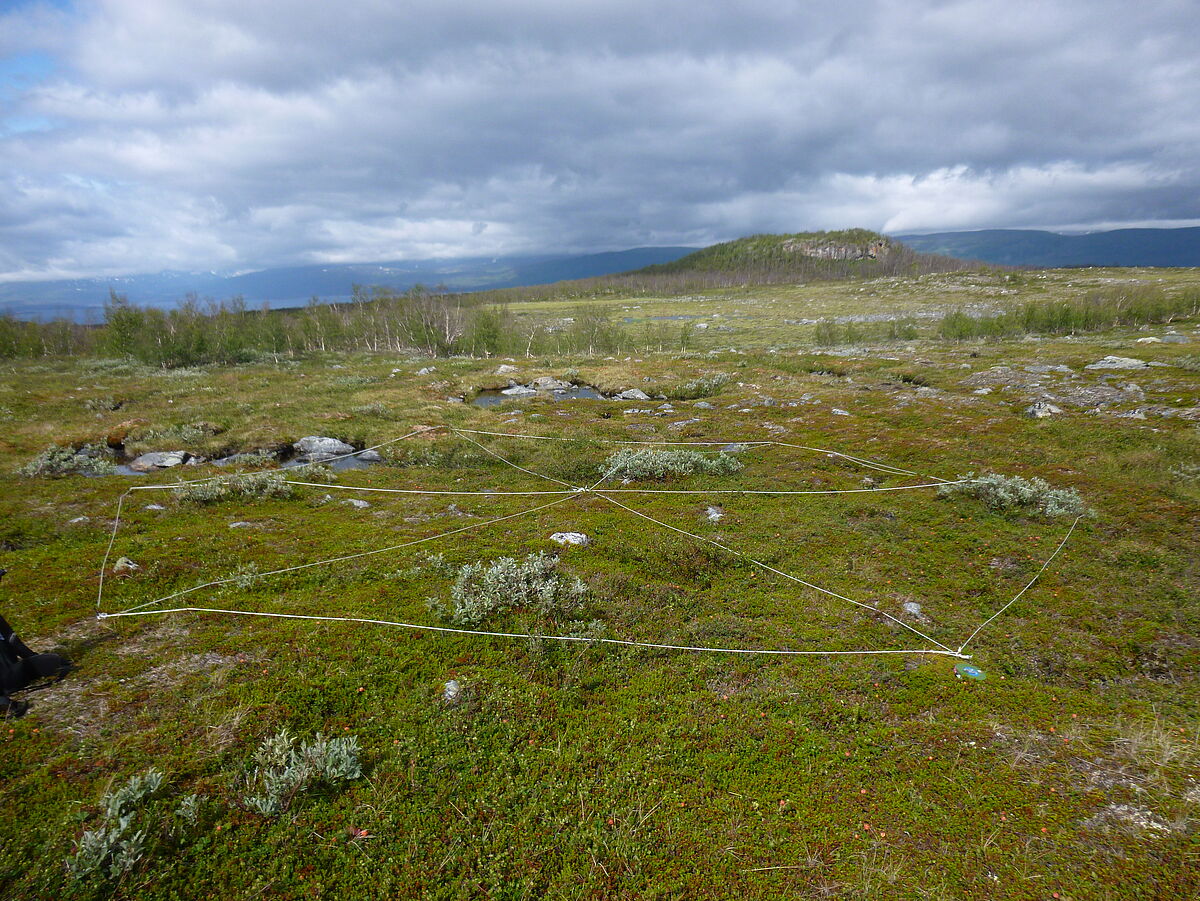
[632,229,969,280]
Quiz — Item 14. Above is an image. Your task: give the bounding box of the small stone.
[530,376,572,391]
[501,385,537,397]
[229,521,254,529]
[1024,401,1063,418]
[972,388,992,395]
[443,680,463,705]
[902,601,923,617]
[668,418,702,430]
[693,401,714,409]
[358,449,383,462]
[68,516,90,524]
[495,364,519,374]
[342,498,371,509]
[444,396,465,404]
[831,408,850,416]
[144,504,166,511]
[1135,337,1162,344]
[705,506,724,522]
[113,557,140,573]
[417,366,436,375]
[550,532,590,546]
[614,388,650,401]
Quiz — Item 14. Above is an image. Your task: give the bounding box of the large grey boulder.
[501,385,537,397]
[615,388,650,401]
[550,532,590,546]
[293,436,355,461]
[128,451,190,472]
[1085,356,1149,370]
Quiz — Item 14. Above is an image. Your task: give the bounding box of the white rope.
[113,495,576,616]
[593,492,959,654]
[96,606,968,658]
[955,513,1085,654]
[96,422,1079,662]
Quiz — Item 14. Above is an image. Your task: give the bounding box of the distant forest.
[0,232,978,364]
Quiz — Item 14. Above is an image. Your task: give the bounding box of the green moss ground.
[1,269,1198,899]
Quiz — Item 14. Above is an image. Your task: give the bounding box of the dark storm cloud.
[1,0,1198,280]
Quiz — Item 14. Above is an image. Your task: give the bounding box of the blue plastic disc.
[955,663,986,681]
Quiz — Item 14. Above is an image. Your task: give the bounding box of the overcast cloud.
[1,0,1198,281]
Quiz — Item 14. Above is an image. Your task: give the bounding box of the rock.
[1024,401,1063,418]
[1085,356,1149,370]
[668,418,702,430]
[417,366,436,375]
[1135,337,1162,344]
[68,516,90,524]
[1161,334,1190,344]
[128,451,190,472]
[229,521,254,529]
[113,557,140,573]
[902,601,923,617]
[831,408,850,416]
[358,449,383,463]
[705,506,724,522]
[342,498,371,509]
[550,532,590,546]
[614,388,650,401]
[144,504,166,511]
[443,680,463,705]
[444,396,465,404]
[693,401,714,409]
[293,436,355,461]
[721,443,750,453]
[973,388,992,395]
[530,376,572,391]
[501,385,538,397]
[495,364,519,374]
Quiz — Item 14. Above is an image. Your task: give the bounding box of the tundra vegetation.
[0,235,1198,898]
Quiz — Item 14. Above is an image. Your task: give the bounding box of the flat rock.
[443,680,463,704]
[614,388,650,401]
[342,498,371,509]
[417,366,436,375]
[668,418,702,430]
[358,449,383,463]
[550,532,590,546]
[705,506,724,522]
[501,385,538,397]
[294,436,355,460]
[1161,334,1190,344]
[495,364,520,374]
[128,450,190,472]
[1085,356,1149,370]
[831,408,850,416]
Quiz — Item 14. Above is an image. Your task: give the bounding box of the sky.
[1,0,1198,282]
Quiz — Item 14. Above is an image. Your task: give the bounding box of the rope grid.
[96,424,1083,661]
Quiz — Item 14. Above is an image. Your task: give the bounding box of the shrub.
[443,552,587,626]
[666,372,731,400]
[66,768,164,881]
[240,729,362,817]
[173,471,296,504]
[19,444,116,477]
[938,472,1085,518]
[599,448,743,481]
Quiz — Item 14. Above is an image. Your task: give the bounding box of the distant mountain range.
[895,227,1200,268]
[0,246,695,322]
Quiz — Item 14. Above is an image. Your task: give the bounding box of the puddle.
[474,385,609,408]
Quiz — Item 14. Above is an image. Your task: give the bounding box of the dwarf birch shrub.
[445,552,587,626]
[599,448,743,481]
[938,472,1085,518]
